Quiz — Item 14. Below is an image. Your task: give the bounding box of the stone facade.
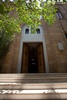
[1,3,67,73]
[41,3,67,73]
[1,34,21,73]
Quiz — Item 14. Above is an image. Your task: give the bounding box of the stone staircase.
[0,73,67,99]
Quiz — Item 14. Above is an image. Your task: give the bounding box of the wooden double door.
[22,43,45,73]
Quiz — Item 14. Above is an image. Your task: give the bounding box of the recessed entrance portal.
[21,43,45,73]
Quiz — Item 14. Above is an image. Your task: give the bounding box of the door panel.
[38,44,45,73]
[28,47,38,73]
[22,44,28,73]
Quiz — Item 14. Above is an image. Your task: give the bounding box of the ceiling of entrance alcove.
[26,43,41,49]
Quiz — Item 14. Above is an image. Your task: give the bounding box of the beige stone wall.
[1,34,21,73]
[42,3,67,73]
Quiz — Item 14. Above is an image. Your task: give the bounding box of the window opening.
[56,12,63,19]
[25,28,29,34]
[36,29,40,34]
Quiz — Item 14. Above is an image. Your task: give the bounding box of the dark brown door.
[22,43,45,73]
[22,44,28,73]
[38,44,45,73]
[28,47,38,73]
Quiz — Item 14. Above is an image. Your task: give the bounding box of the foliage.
[0,30,11,59]
[0,0,57,33]
[0,0,66,60]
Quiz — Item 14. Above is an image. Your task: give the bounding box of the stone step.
[0,73,67,78]
[0,93,67,99]
[0,83,67,90]
[0,73,67,83]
